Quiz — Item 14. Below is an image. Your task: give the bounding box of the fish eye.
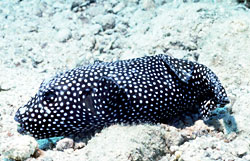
[43,90,57,103]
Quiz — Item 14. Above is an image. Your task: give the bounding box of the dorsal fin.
[161,55,194,84]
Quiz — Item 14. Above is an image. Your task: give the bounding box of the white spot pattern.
[14,54,229,139]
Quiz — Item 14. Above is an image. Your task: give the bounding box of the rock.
[115,23,128,34]
[74,142,86,150]
[56,28,72,43]
[85,6,106,17]
[232,139,249,158]
[141,0,156,10]
[164,126,185,147]
[55,138,74,151]
[127,0,140,5]
[236,147,248,158]
[79,124,168,161]
[37,136,63,150]
[103,2,113,13]
[81,24,102,36]
[81,36,96,50]
[229,19,249,33]
[71,0,83,12]
[0,135,38,161]
[71,0,96,12]
[155,0,168,6]
[113,2,126,13]
[243,155,250,161]
[36,156,53,161]
[35,8,43,17]
[94,14,116,31]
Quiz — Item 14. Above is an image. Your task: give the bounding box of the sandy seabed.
[0,0,250,160]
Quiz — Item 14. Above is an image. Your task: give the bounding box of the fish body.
[14,54,230,139]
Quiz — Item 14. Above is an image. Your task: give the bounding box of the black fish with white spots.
[14,54,230,139]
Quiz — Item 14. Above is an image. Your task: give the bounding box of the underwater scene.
[0,0,250,160]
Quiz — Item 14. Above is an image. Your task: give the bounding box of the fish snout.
[14,112,21,123]
[14,112,26,134]
[17,124,26,134]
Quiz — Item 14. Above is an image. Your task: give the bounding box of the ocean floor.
[0,0,250,160]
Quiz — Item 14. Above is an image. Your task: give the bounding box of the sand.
[0,0,250,160]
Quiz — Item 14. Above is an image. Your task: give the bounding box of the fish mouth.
[14,114,27,135]
[14,113,20,123]
[16,123,26,134]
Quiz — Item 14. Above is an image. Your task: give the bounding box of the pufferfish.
[14,54,230,139]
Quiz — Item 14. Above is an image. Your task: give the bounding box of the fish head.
[161,54,229,120]
[14,70,90,139]
[192,64,230,120]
